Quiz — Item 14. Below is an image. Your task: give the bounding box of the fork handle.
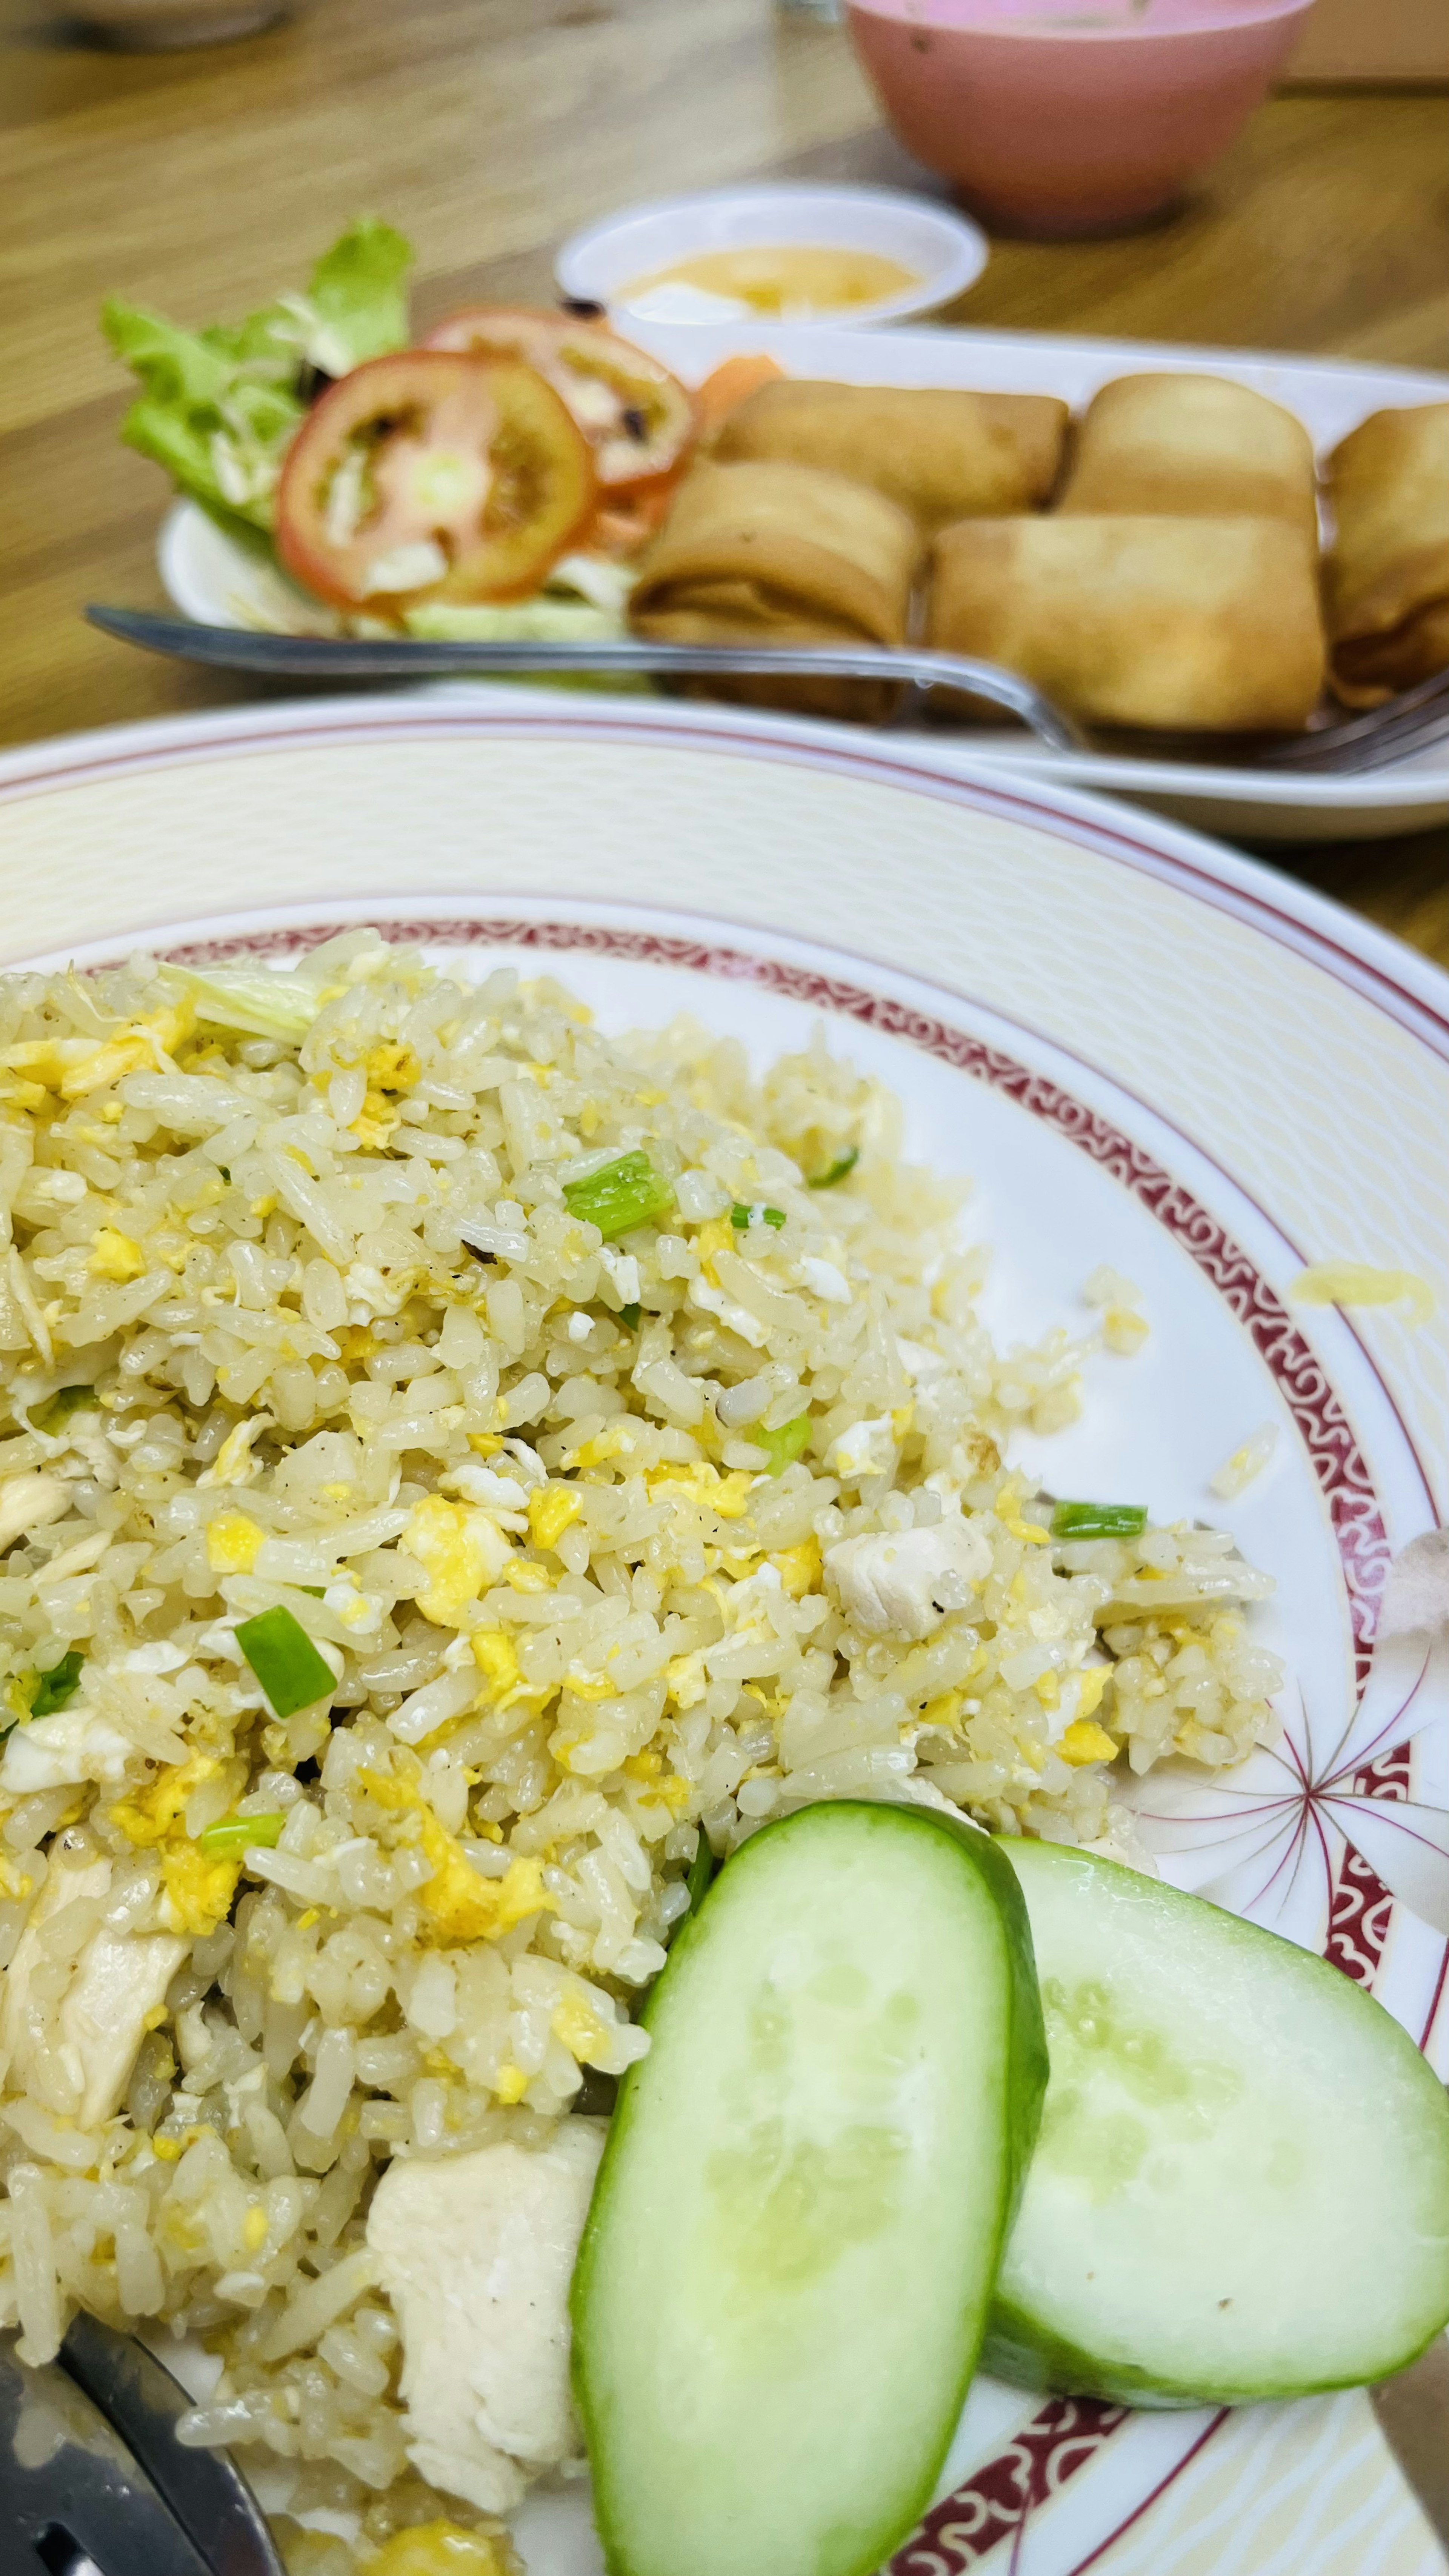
[82,608,1088,752]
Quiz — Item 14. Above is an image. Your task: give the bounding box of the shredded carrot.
[693,352,787,438]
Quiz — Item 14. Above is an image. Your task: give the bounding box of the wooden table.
[5,0,1449,960]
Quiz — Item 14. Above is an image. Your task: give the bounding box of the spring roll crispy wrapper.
[1324,404,1449,706]
[929,515,1326,734]
[1057,373,1319,539]
[630,457,921,719]
[713,380,1069,524]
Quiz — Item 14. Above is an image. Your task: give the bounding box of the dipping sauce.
[623,244,923,320]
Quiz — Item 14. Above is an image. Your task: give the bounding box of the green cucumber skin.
[924,1807,1049,2247]
[988,1839,1449,2408]
[571,1801,1048,2576]
[983,2295,1449,2413]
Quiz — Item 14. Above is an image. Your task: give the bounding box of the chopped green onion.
[1050,1501,1149,1542]
[563,1151,673,1242]
[34,1386,96,1436]
[296,1586,326,1599]
[235,1606,336,1718]
[618,1304,641,1331]
[31,1650,85,1717]
[752,1414,811,1476]
[808,1146,859,1190]
[684,1830,715,1915]
[730,1203,786,1230]
[198,1810,285,1856]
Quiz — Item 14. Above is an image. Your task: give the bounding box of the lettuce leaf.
[102,219,413,534]
[303,218,412,373]
[158,960,333,1042]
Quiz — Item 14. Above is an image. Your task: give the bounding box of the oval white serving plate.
[154,320,1449,844]
[2,694,1447,2576]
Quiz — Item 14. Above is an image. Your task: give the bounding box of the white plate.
[156,320,1449,844]
[552,182,989,329]
[3,691,1447,2575]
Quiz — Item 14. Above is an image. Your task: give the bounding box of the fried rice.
[0,931,1283,2572]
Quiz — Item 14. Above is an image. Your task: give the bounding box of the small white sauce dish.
[554,184,989,330]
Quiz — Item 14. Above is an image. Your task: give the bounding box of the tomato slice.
[274,350,597,610]
[422,306,696,494]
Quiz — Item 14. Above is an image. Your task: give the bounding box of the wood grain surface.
[3,0,1449,953]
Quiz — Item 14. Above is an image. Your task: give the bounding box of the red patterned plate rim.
[4,692,1449,1073]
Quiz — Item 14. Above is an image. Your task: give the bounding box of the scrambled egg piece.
[472,1629,544,1714]
[110,1756,244,1936]
[110,1753,218,1846]
[161,1841,245,1936]
[827,1415,897,1482]
[200,1415,272,1487]
[566,1426,637,1472]
[89,1226,146,1282]
[351,1039,420,1149]
[665,1650,709,1711]
[366,2524,512,2576]
[529,1484,583,1550]
[1073,1666,1110,1721]
[360,1768,553,1945]
[405,1494,512,1626]
[4,1005,192,1104]
[206,1510,265,1573]
[770,1537,821,1598]
[1060,1718,1119,1767]
[551,1989,609,2063]
[691,1216,735,1286]
[995,1481,1052,1544]
[647,1463,753,1519]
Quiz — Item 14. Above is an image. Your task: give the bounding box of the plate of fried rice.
[0,689,1447,2576]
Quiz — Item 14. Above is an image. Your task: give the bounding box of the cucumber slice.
[572,1800,1046,2576]
[990,1840,1449,2406]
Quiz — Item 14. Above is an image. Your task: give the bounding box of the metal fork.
[79,612,1082,751]
[1,2312,282,2576]
[82,606,1449,776]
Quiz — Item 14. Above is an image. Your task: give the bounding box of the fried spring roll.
[1057,374,1319,541]
[929,515,1326,734]
[713,380,1068,524]
[1324,404,1449,706]
[630,457,922,718]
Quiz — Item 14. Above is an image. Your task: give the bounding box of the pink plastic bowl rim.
[847,0,1312,34]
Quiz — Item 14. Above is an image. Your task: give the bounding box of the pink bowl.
[846,0,1316,238]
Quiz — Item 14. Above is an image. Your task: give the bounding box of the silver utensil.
[1255,662,1449,775]
[2,2313,282,2576]
[1372,2333,1449,2556]
[84,605,1449,779]
[81,609,1085,749]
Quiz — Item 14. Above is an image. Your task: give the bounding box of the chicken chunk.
[825,1515,993,1640]
[0,1841,185,2126]
[0,1700,138,1795]
[366,2122,605,2514]
[0,1471,70,1553]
